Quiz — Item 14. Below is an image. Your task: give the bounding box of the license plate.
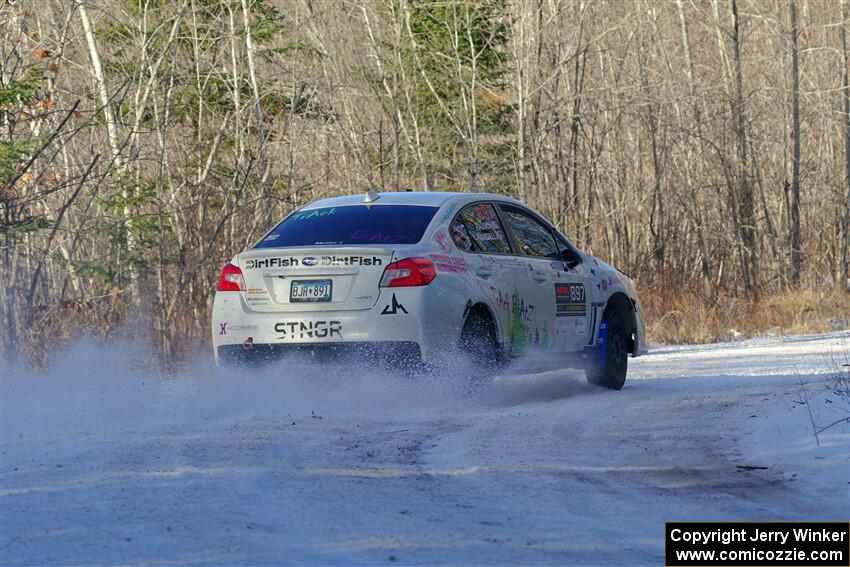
[290,279,332,302]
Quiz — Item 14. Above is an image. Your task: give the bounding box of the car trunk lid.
[237,247,393,312]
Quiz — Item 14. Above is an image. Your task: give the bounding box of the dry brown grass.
[643,287,850,345]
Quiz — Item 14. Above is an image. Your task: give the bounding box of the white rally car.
[212,191,646,388]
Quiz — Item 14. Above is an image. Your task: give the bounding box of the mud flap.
[596,319,608,367]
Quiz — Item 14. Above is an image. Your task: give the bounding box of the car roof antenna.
[364,189,380,203]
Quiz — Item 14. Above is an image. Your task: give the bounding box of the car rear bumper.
[217,341,423,368]
[212,286,466,366]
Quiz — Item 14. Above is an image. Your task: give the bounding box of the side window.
[449,215,474,252]
[456,203,512,254]
[500,206,560,259]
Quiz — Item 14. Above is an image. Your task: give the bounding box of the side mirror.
[561,249,581,270]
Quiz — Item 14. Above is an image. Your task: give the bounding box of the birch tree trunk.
[240,0,269,202]
[76,0,138,301]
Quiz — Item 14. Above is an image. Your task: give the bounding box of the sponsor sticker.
[291,208,336,221]
[429,254,469,274]
[554,317,585,336]
[381,293,408,315]
[433,230,451,252]
[573,316,586,334]
[244,257,299,269]
[350,229,406,244]
[481,256,525,267]
[274,320,342,340]
[439,202,458,223]
[555,283,585,317]
[320,255,382,266]
[556,317,570,336]
[245,288,270,303]
[244,256,383,269]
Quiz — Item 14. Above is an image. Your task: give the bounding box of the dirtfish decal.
[244,256,382,269]
[319,255,383,266]
[245,257,300,269]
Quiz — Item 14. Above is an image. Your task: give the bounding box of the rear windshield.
[254,205,439,248]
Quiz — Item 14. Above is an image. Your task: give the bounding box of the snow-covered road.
[2,332,848,565]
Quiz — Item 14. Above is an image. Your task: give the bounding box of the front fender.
[620,277,647,356]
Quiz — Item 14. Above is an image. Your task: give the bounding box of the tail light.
[217,263,245,291]
[380,257,436,287]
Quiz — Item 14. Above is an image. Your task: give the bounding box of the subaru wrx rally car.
[212,191,646,389]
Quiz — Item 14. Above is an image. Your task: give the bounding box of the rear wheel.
[585,309,628,390]
[458,311,499,387]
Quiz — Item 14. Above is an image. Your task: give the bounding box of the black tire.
[458,311,499,386]
[585,309,628,390]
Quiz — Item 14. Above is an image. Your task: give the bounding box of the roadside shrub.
[643,287,850,345]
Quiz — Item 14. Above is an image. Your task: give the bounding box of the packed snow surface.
[2,332,848,565]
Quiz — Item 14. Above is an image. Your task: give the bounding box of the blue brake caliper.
[597,319,608,366]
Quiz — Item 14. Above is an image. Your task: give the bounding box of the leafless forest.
[1,0,849,365]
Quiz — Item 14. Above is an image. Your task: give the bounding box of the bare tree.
[790,0,802,287]
[4,0,850,365]
[841,0,850,290]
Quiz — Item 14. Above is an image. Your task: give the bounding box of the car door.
[448,202,528,356]
[497,204,589,354]
[552,233,593,351]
